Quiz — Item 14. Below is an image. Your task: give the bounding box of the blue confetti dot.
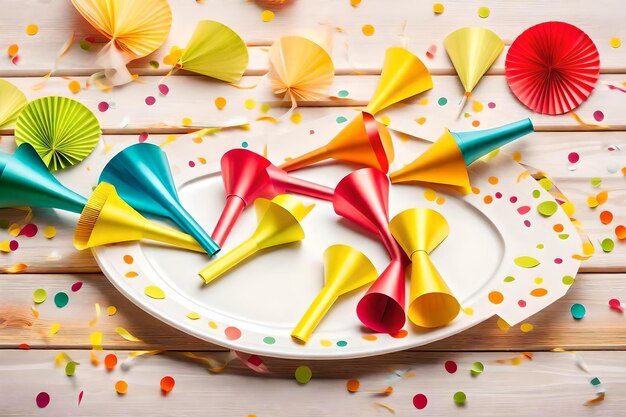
[337,90,349,98]
[336,116,348,124]
[570,303,586,319]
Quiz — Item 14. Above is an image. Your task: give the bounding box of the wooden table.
[1,1,626,415]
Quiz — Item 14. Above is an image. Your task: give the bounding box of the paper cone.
[365,47,433,115]
[389,208,460,328]
[199,195,314,284]
[212,149,334,246]
[177,20,249,83]
[75,183,204,253]
[99,143,220,256]
[279,112,394,173]
[444,27,504,94]
[0,79,27,129]
[14,96,101,171]
[268,36,335,103]
[0,144,87,213]
[291,244,378,343]
[505,21,600,115]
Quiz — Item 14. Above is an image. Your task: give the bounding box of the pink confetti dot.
[510,196,518,203]
[517,206,530,215]
[593,110,604,122]
[145,96,156,106]
[495,192,502,199]
[97,101,109,112]
[9,240,18,251]
[524,220,531,227]
[36,392,50,408]
[488,102,496,109]
[224,326,241,340]
[158,84,170,96]
[444,360,457,374]
[71,281,83,292]
[518,300,527,307]
[19,223,38,237]
[309,130,315,135]
[568,152,579,163]
[138,132,149,143]
[188,161,195,168]
[413,393,428,409]
[554,258,563,264]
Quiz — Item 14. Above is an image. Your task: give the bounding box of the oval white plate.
[94,116,582,359]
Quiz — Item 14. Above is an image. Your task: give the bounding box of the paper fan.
[268,36,335,103]
[15,97,101,171]
[0,79,27,129]
[505,21,600,115]
[176,20,249,83]
[444,27,504,95]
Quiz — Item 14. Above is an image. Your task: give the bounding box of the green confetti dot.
[337,90,349,98]
[536,244,544,249]
[591,177,602,187]
[336,116,348,124]
[149,60,160,70]
[54,292,69,308]
[438,97,448,106]
[538,178,553,191]
[295,365,312,384]
[79,40,92,51]
[590,377,601,386]
[478,6,490,18]
[601,238,615,253]
[263,336,276,345]
[503,276,515,282]
[453,391,467,405]
[470,361,484,376]
[537,201,558,217]
[532,189,541,198]
[241,141,248,148]
[558,234,570,240]
[514,256,540,268]
[570,303,586,319]
[562,275,575,285]
[65,361,78,376]
[33,289,47,304]
[336,340,348,347]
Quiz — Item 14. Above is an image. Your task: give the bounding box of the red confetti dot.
[517,206,530,215]
[509,196,518,203]
[85,36,95,42]
[224,326,241,340]
[138,132,149,143]
[413,393,428,409]
[616,225,626,240]
[71,281,83,292]
[19,223,38,237]
[609,298,623,312]
[145,96,156,106]
[248,355,263,366]
[518,300,527,307]
[104,353,118,370]
[158,84,170,96]
[568,152,579,163]
[97,101,109,112]
[78,391,84,406]
[160,376,175,393]
[36,392,50,408]
[9,240,19,251]
[18,343,30,349]
[188,161,195,168]
[444,360,457,374]
[593,110,604,122]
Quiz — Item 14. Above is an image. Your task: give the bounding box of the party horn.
[99,143,220,255]
[212,148,334,246]
[389,208,460,328]
[292,245,378,343]
[75,183,205,252]
[390,118,534,192]
[0,143,87,213]
[199,194,314,284]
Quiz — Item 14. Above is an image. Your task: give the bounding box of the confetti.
[26,24,39,36]
[115,326,142,342]
[71,281,83,292]
[412,393,428,409]
[600,211,613,225]
[19,223,38,237]
[520,323,534,332]
[346,379,360,393]
[33,289,47,304]
[104,353,118,370]
[261,10,275,22]
[571,303,586,319]
[36,392,50,408]
[54,292,69,308]
[514,256,540,268]
[610,37,621,48]
[158,84,170,96]
[537,201,558,217]
[478,6,490,18]
[295,365,312,384]
[43,225,57,239]
[444,360,458,373]
[433,3,444,14]
[68,80,81,94]
[290,112,302,124]
[568,152,580,163]
[115,380,128,395]
[593,110,605,122]
[78,391,84,406]
[7,44,19,57]
[609,298,623,313]
[453,391,467,405]
[50,322,61,335]
[160,376,175,393]
[244,99,256,109]
[362,24,375,36]
[90,331,103,348]
[98,101,109,112]
[107,305,118,316]
[470,361,484,376]
[601,238,615,253]
[145,96,156,106]
[65,361,78,376]
[145,285,165,299]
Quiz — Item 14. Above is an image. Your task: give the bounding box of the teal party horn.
[99,143,220,256]
[0,143,87,213]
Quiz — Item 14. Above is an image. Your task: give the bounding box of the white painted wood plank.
[0,349,622,416]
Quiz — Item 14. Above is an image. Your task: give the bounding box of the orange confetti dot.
[104,353,117,370]
[350,0,362,6]
[346,379,361,393]
[192,136,203,144]
[115,380,128,395]
[362,24,375,36]
[616,225,626,240]
[125,271,138,278]
[472,120,481,127]
[433,3,444,13]
[483,195,493,204]
[362,335,377,341]
[160,376,175,393]
[261,10,275,22]
[596,191,609,205]
[553,224,564,233]
[436,196,446,205]
[123,255,134,264]
[68,80,81,94]
[512,151,522,162]
[7,44,19,57]
[26,24,39,36]
[530,288,548,297]
[416,117,427,125]
[621,166,626,175]
[472,187,480,194]
[600,210,614,225]
[488,291,504,304]
[390,329,408,338]
[488,176,499,185]
[215,97,227,109]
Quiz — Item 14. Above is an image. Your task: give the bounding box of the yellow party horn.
[199,195,314,285]
[291,245,378,343]
[74,183,204,253]
[388,208,460,328]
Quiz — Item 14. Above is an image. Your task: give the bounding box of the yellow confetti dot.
[433,3,444,14]
[260,103,271,113]
[512,151,522,162]
[362,24,375,36]
[534,277,543,285]
[8,224,20,236]
[244,99,256,110]
[192,136,203,144]
[488,176,499,185]
[187,312,201,320]
[215,97,226,109]
[520,323,534,332]
[462,307,474,316]
[419,98,429,105]
[416,117,427,125]
[68,80,81,94]
[90,331,103,347]
[610,37,621,48]
[261,10,275,22]
[472,100,484,113]
[7,44,18,57]
[320,339,332,347]
[436,196,446,205]
[424,188,437,202]
[43,226,57,239]
[50,323,61,335]
[145,285,165,299]
[208,321,218,329]
[290,112,302,124]
[0,241,11,253]
[26,24,39,36]
[182,117,193,126]
[496,317,510,331]
[107,306,117,316]
[478,6,490,18]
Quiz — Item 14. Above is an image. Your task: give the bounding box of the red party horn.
[333,168,407,333]
[213,148,334,246]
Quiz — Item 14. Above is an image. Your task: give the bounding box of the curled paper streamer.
[70,0,172,87]
[0,79,27,129]
[212,148,334,246]
[74,183,206,253]
[389,208,460,328]
[390,118,535,193]
[291,245,378,343]
[199,195,314,285]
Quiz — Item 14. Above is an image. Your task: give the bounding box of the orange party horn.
[389,208,460,328]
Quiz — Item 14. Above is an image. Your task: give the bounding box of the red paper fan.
[505,21,600,115]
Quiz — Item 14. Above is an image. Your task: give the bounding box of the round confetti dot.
[36,392,50,408]
[104,353,118,370]
[478,6,490,18]
[593,110,605,122]
[488,102,496,109]
[186,312,201,320]
[568,152,580,163]
[26,24,39,36]
[570,303,586,319]
[453,391,467,405]
[107,306,117,316]
[337,90,349,98]
[495,192,502,199]
[160,376,175,393]
[562,275,575,285]
[336,340,348,347]
[68,80,81,94]
[225,326,241,340]
[488,291,503,304]
[433,3,444,13]
[290,112,302,124]
[472,120,481,128]
[444,360,457,374]
[215,96,227,109]
[97,101,110,112]
[470,361,484,375]
[488,176,499,185]
[601,238,615,253]
[390,330,408,339]
[43,226,57,239]
[346,379,360,392]
[600,210,613,225]
[261,10,275,22]
[615,225,626,240]
[263,336,276,345]
[483,195,493,204]
[138,132,148,143]
[537,201,558,217]
[413,393,428,409]
[208,321,218,329]
[7,44,19,57]
[33,289,47,304]
[80,39,92,50]
[350,0,361,6]
[609,298,623,312]
[241,141,249,148]
[295,365,312,384]
[54,292,69,308]
[362,24,375,36]
[518,300,527,307]
[504,276,515,282]
[115,380,128,395]
[244,99,256,109]
[520,323,534,332]
[438,97,448,106]
[182,117,192,126]
[158,84,170,96]
[145,96,156,106]
[610,37,621,48]
[530,288,548,297]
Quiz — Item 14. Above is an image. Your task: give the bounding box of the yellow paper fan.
[268,36,335,103]
[0,79,27,129]
[177,20,249,83]
[444,27,504,94]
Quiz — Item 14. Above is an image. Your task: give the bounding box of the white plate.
[94,116,582,359]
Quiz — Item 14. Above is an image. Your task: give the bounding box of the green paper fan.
[0,79,28,129]
[15,96,101,171]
